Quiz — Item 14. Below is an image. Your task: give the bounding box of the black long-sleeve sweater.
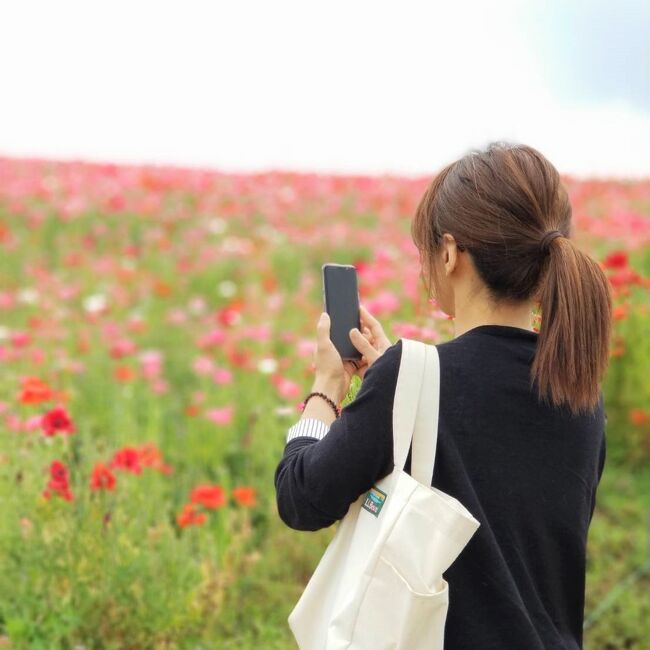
[274,324,607,649]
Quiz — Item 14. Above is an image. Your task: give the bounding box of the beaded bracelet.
[302,391,341,418]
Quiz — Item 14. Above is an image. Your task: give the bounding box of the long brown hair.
[411,142,613,417]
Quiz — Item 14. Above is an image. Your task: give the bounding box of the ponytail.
[532,237,613,416]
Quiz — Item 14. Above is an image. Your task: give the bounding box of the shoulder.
[371,338,448,371]
[363,337,454,386]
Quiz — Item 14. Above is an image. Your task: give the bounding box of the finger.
[349,327,381,364]
[345,357,368,378]
[351,324,377,352]
[359,304,391,350]
[359,304,385,338]
[343,357,359,371]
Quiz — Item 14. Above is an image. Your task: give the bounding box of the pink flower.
[212,368,232,384]
[272,376,301,399]
[139,350,163,379]
[241,325,272,342]
[297,339,316,358]
[24,414,45,432]
[109,339,137,359]
[205,406,234,425]
[11,332,31,348]
[193,357,215,375]
[198,329,227,347]
[392,323,422,338]
[363,291,401,316]
[151,378,169,394]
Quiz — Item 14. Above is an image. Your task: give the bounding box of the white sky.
[1,0,649,179]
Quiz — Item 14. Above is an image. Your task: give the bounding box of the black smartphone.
[322,263,362,361]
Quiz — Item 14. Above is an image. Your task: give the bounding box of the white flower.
[274,406,295,417]
[257,358,278,374]
[221,236,254,255]
[17,288,39,304]
[208,217,227,234]
[218,280,237,297]
[258,225,284,243]
[83,294,107,314]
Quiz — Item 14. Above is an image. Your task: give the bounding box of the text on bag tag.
[362,485,387,517]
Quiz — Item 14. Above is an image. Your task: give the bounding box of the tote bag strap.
[410,342,441,486]
[392,337,427,472]
[392,339,441,486]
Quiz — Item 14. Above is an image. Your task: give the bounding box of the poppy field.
[0,156,649,649]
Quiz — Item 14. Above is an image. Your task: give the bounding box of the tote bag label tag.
[362,485,387,517]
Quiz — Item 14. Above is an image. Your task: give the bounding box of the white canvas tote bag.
[288,338,481,650]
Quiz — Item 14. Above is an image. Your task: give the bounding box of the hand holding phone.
[322,263,362,361]
[322,264,393,375]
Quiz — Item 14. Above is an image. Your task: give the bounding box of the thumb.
[317,312,330,343]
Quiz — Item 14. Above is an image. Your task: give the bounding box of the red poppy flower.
[601,251,628,270]
[608,267,643,288]
[41,406,75,437]
[177,503,207,528]
[110,447,142,474]
[137,443,174,475]
[612,304,629,321]
[50,460,69,485]
[189,484,226,510]
[18,377,57,404]
[90,463,116,491]
[629,409,649,426]
[232,486,257,507]
[44,460,74,501]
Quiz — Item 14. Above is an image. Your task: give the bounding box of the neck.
[452,301,536,339]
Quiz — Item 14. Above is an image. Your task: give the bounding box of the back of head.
[411,141,613,417]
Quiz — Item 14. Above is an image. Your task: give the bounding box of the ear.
[442,233,457,275]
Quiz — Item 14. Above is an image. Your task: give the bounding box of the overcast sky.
[0,0,648,178]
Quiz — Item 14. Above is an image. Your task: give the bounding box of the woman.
[274,142,611,649]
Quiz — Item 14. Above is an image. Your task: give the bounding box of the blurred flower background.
[0,1,648,648]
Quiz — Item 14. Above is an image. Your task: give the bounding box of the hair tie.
[539,230,563,255]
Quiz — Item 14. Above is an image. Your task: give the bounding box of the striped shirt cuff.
[286,418,331,443]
